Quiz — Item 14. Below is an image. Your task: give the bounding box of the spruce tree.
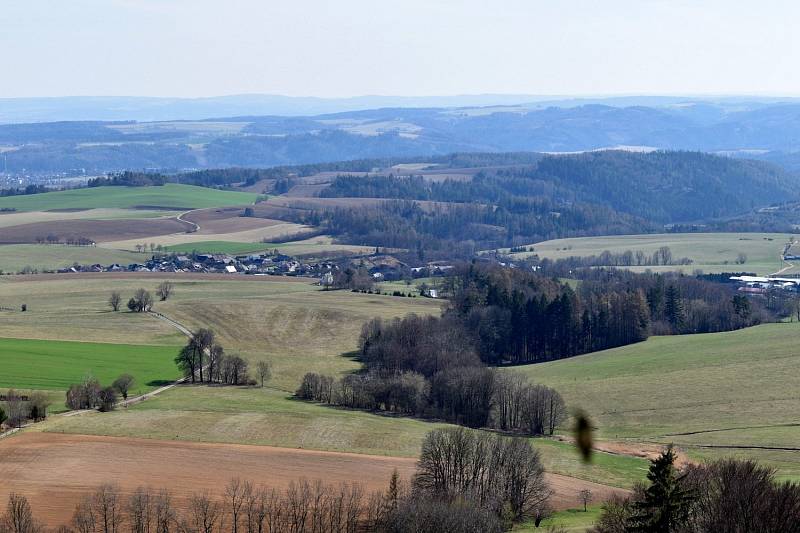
[663,285,685,332]
[627,446,694,533]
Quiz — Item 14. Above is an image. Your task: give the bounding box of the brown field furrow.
[0,218,191,244]
[0,433,625,527]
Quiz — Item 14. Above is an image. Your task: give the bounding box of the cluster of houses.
[730,275,800,294]
[55,252,337,277]
[46,251,454,287]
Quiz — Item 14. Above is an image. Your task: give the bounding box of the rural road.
[176,210,200,233]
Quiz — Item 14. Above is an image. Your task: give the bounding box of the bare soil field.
[0,218,192,244]
[0,432,624,527]
[100,222,313,250]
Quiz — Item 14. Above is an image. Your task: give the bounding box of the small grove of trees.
[65,374,129,412]
[0,389,51,429]
[174,329,267,387]
[591,447,800,533]
[414,427,552,524]
[126,289,153,313]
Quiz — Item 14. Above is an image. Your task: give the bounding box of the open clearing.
[506,232,794,275]
[0,337,180,392]
[519,321,800,479]
[0,432,624,528]
[0,184,258,212]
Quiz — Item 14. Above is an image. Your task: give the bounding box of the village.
[9,248,452,294]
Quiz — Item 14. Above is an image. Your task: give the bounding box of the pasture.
[0,244,145,273]
[0,184,258,212]
[519,321,800,479]
[506,232,794,275]
[0,337,180,392]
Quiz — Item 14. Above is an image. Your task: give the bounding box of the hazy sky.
[3,0,799,98]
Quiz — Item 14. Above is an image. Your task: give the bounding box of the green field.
[0,244,145,273]
[0,184,258,212]
[0,337,180,393]
[517,321,800,479]
[164,241,275,255]
[505,232,794,275]
[518,506,603,532]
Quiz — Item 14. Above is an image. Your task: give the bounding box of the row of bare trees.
[297,369,566,437]
[0,474,517,533]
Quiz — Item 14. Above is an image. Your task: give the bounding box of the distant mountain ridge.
[2,98,800,173]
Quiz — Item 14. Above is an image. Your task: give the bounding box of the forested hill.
[322,151,799,224]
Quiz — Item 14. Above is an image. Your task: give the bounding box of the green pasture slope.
[516,321,800,479]
[0,337,181,393]
[0,184,258,212]
[506,232,793,275]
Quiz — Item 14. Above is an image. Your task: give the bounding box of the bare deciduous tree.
[225,479,246,533]
[187,492,222,533]
[108,291,122,312]
[156,282,174,302]
[2,493,42,533]
[112,374,135,401]
[578,489,593,512]
[255,361,272,388]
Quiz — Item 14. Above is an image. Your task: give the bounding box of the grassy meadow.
[506,232,794,275]
[517,321,800,479]
[0,184,258,212]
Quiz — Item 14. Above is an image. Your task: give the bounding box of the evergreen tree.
[664,285,685,332]
[627,446,694,533]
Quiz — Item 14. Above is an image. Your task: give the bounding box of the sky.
[3,0,800,99]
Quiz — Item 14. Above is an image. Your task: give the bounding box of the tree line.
[299,313,566,434]
[445,263,771,365]
[0,427,552,533]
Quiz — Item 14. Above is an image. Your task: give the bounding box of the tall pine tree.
[627,446,694,533]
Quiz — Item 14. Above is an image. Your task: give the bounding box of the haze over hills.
[3,96,800,174]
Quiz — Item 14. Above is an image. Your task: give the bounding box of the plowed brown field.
[0,433,625,527]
